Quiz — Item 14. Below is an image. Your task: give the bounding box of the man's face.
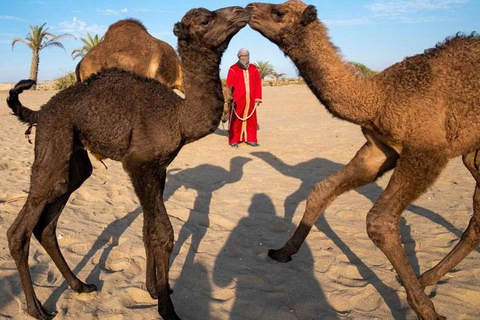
[239,53,250,65]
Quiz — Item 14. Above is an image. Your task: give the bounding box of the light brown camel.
[222,84,234,122]
[246,1,480,319]
[75,19,184,93]
[6,6,250,320]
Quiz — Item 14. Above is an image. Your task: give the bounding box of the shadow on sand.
[251,151,475,319]
[213,193,339,319]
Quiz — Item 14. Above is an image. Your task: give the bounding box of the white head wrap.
[237,48,250,57]
[237,48,250,68]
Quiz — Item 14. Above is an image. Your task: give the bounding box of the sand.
[0,85,479,319]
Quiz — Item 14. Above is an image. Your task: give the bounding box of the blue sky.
[0,0,478,82]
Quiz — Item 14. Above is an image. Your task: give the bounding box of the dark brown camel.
[6,6,250,320]
[246,1,480,319]
[76,19,184,93]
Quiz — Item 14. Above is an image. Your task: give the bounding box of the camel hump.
[104,19,147,39]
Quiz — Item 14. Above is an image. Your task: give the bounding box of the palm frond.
[11,38,29,50]
[43,41,66,51]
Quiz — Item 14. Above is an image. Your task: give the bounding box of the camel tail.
[75,61,82,82]
[7,79,39,124]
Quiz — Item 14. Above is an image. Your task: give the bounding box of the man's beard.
[239,58,250,68]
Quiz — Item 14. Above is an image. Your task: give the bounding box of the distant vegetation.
[54,72,76,90]
[254,60,275,80]
[254,60,377,86]
[350,62,379,77]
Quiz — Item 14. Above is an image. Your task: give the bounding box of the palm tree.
[71,32,104,60]
[272,71,286,85]
[254,60,275,80]
[12,23,74,89]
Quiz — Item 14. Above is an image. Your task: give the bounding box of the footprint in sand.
[119,287,156,308]
[349,284,382,312]
[328,262,370,288]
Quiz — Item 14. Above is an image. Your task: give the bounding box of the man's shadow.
[165,156,252,266]
[213,193,339,320]
[252,151,472,319]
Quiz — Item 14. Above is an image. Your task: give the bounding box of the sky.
[0,0,478,82]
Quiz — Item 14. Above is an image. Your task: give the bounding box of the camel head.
[174,6,251,53]
[246,0,318,47]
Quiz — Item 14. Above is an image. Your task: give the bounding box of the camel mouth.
[244,5,262,30]
[233,12,252,28]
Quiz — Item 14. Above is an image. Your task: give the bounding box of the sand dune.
[0,86,479,319]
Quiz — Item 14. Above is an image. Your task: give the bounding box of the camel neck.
[286,22,380,125]
[178,44,224,143]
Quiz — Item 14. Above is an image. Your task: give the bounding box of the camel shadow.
[6,157,251,316]
[213,127,229,137]
[252,151,474,319]
[0,264,46,318]
[213,193,339,319]
[165,156,252,266]
[42,206,143,311]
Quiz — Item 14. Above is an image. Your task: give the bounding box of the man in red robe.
[227,48,262,147]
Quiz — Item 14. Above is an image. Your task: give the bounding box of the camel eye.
[273,10,285,19]
[201,20,210,26]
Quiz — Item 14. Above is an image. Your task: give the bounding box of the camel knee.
[461,217,480,247]
[7,227,29,260]
[366,210,399,249]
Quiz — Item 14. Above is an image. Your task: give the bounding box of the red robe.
[226,63,262,144]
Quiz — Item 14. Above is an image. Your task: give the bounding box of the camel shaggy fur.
[6,6,250,320]
[76,19,184,93]
[247,1,480,319]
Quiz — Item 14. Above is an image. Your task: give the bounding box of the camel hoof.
[158,306,181,320]
[268,249,292,263]
[72,282,97,293]
[149,288,173,299]
[81,283,98,293]
[28,305,57,320]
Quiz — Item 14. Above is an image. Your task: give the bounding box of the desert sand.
[0,85,479,319]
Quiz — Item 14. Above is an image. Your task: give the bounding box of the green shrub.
[350,62,378,77]
[54,72,76,90]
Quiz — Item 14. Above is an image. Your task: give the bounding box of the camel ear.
[173,22,188,40]
[300,5,317,26]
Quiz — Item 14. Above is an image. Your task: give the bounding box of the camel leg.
[269,131,399,262]
[125,161,180,320]
[32,148,97,294]
[7,130,73,319]
[418,151,480,288]
[366,147,448,320]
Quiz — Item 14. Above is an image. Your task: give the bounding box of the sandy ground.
[0,85,479,320]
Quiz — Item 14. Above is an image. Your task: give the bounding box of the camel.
[246,1,480,319]
[222,84,234,123]
[75,19,184,93]
[76,19,234,123]
[6,6,250,320]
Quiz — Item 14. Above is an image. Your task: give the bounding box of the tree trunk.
[29,50,39,90]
